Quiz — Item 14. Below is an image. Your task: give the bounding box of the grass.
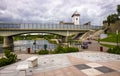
[100,43,116,48]
[100,33,120,43]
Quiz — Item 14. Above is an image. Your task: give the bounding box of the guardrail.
[0,23,102,30]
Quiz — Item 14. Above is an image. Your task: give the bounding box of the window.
[76,18,78,20]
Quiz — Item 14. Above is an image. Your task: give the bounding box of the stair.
[80,30,95,41]
[91,30,104,40]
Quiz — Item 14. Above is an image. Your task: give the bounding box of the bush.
[52,45,66,54]
[52,45,79,54]
[0,50,17,67]
[38,50,49,55]
[66,47,79,53]
[0,58,9,67]
[37,45,79,55]
[107,46,120,54]
[4,50,11,58]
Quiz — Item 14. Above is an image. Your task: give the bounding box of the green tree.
[117,5,120,16]
[107,14,119,23]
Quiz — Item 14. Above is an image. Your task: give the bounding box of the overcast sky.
[0,0,120,25]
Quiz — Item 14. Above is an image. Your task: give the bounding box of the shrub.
[0,50,17,67]
[4,50,17,63]
[53,45,65,54]
[38,49,49,55]
[0,58,9,67]
[107,46,120,54]
[4,50,11,58]
[67,47,79,52]
[52,45,79,54]
[37,45,79,55]
[64,47,79,53]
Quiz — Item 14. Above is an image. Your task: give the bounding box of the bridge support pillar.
[61,36,68,43]
[3,36,14,51]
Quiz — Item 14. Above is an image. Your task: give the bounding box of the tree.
[107,14,119,24]
[117,5,120,16]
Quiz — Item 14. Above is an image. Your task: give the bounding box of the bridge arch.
[1,30,81,49]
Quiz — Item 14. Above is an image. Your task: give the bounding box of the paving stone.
[81,68,104,76]
[86,63,103,68]
[98,72,120,76]
[95,66,115,73]
[74,64,91,70]
[69,52,120,62]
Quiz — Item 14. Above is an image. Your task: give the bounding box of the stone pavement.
[0,52,120,76]
[82,40,108,52]
[33,55,120,76]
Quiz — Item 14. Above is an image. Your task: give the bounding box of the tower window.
[76,18,78,20]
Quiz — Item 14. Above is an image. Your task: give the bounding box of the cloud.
[0,0,120,25]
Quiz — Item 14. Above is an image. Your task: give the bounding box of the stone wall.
[103,20,120,33]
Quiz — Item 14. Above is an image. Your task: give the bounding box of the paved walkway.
[0,52,120,76]
[81,40,108,52]
[100,41,119,46]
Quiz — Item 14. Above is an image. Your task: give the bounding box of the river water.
[0,40,57,53]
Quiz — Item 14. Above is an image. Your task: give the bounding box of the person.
[44,44,47,50]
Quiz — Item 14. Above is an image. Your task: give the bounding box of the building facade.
[59,11,80,25]
[72,11,80,25]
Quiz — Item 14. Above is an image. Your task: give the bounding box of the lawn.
[100,43,116,48]
[100,33,120,43]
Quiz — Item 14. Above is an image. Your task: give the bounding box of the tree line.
[103,5,120,24]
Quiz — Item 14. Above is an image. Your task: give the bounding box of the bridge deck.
[0,23,102,30]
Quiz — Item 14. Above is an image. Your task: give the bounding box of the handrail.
[0,23,102,30]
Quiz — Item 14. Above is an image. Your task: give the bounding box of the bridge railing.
[0,23,102,30]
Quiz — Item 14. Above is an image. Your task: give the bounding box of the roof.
[63,22,74,25]
[71,11,80,17]
[59,21,74,25]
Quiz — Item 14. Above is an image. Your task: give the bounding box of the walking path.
[100,41,119,45]
[81,40,108,52]
[0,51,120,76]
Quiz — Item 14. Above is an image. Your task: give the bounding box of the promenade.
[0,51,120,76]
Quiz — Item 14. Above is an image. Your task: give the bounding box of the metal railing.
[0,23,102,30]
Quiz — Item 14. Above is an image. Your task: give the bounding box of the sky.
[0,0,120,26]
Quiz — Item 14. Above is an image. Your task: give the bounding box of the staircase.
[91,30,104,40]
[80,30,95,41]
[72,33,83,40]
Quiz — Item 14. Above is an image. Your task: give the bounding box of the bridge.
[0,22,102,48]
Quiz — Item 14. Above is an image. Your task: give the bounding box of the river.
[0,40,57,53]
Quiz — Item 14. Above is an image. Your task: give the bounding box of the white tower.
[72,11,80,25]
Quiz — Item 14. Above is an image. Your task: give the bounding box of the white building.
[59,11,80,25]
[72,11,80,25]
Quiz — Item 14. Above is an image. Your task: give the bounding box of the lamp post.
[33,40,36,53]
[116,30,119,47]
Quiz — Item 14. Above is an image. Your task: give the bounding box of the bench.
[16,64,29,76]
[27,56,38,68]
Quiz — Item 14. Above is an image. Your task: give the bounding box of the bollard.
[28,48,30,54]
[100,46,103,52]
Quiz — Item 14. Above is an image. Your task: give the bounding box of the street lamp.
[116,30,119,47]
[33,40,36,53]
